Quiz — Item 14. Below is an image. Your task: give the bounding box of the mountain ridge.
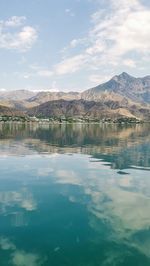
[0,72,150,121]
[81,72,150,104]
[1,72,150,106]
[27,99,150,121]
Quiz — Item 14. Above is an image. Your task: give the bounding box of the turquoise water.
[0,123,150,266]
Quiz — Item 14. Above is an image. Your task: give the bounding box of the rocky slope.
[81,72,150,105]
[28,91,81,106]
[27,99,150,121]
[1,72,150,108]
[0,90,37,110]
[0,72,150,120]
[0,105,25,117]
[0,90,36,101]
[0,90,80,109]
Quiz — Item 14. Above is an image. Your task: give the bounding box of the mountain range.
[0,72,150,121]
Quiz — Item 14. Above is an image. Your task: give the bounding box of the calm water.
[0,122,150,266]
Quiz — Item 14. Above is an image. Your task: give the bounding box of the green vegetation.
[0,115,143,124]
[29,115,142,124]
[113,117,141,124]
[0,115,29,122]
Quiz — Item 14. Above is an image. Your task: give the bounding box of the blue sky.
[0,0,149,91]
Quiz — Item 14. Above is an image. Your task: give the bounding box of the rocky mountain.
[0,90,37,110]
[81,72,150,104]
[0,105,25,117]
[0,72,150,120]
[28,91,81,106]
[1,72,150,108]
[23,72,150,107]
[0,89,36,101]
[27,99,150,121]
[0,90,81,109]
[26,72,150,121]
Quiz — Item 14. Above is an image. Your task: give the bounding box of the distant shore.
[0,115,148,124]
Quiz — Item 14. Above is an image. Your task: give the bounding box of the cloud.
[28,64,54,78]
[89,74,112,85]
[55,54,88,75]
[89,0,150,61]
[65,8,75,17]
[69,38,86,49]
[15,66,54,80]
[37,70,53,77]
[123,59,136,68]
[0,16,38,51]
[55,0,150,77]
[70,39,81,48]
[60,38,86,56]
[4,16,26,27]
[23,74,30,79]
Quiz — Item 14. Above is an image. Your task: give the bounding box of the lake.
[0,122,150,266]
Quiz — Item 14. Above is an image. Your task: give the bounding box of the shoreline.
[0,119,149,125]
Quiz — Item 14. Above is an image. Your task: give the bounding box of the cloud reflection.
[54,154,150,260]
[0,237,43,266]
[0,187,37,215]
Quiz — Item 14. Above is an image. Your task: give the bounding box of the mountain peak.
[120,72,133,78]
[112,72,134,82]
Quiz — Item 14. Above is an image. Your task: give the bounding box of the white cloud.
[65,8,71,13]
[55,0,150,78]
[89,74,112,85]
[37,70,53,77]
[4,16,26,27]
[70,39,81,48]
[16,64,54,80]
[55,54,88,75]
[60,38,86,56]
[65,8,75,17]
[50,81,61,92]
[0,17,38,51]
[110,0,141,9]
[89,0,150,61]
[123,59,136,68]
[28,64,54,78]
[23,74,30,79]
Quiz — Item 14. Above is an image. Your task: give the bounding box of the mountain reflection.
[0,122,150,169]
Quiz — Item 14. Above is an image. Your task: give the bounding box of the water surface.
[0,123,150,266]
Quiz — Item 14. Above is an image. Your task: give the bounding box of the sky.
[0,0,149,92]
